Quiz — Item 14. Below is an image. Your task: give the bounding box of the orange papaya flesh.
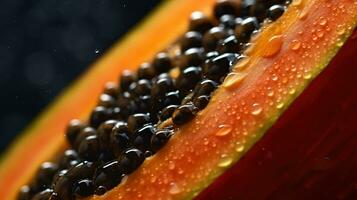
[0,0,356,200]
[196,31,357,200]
[88,0,357,199]
[0,0,217,199]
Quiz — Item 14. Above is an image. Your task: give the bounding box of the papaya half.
[0,0,357,199]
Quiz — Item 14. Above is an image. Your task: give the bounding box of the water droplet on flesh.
[262,35,284,57]
[216,124,233,137]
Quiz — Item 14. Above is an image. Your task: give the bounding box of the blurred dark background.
[0,0,162,153]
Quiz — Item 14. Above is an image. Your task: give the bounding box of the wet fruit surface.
[1,0,356,199]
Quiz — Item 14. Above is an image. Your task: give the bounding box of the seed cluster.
[18,0,290,199]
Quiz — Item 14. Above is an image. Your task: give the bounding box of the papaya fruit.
[0,0,356,199]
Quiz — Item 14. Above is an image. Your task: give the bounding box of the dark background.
[0,0,162,153]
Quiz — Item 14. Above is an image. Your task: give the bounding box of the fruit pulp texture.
[196,30,357,200]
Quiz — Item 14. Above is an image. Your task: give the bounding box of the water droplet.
[272,74,278,81]
[276,102,285,109]
[218,154,233,168]
[303,73,312,80]
[251,103,263,116]
[223,72,247,89]
[235,144,245,152]
[289,88,296,95]
[290,40,301,51]
[235,57,250,70]
[336,25,346,36]
[298,9,309,20]
[169,161,175,170]
[262,35,284,57]
[169,182,181,195]
[319,18,327,26]
[293,0,302,6]
[216,124,233,137]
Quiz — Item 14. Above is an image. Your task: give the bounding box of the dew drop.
[169,161,175,170]
[298,9,309,20]
[251,103,263,116]
[262,35,284,57]
[336,25,346,36]
[271,74,278,81]
[216,124,233,137]
[319,18,327,26]
[292,0,303,6]
[289,88,296,95]
[235,144,245,153]
[218,154,233,168]
[290,40,301,51]
[223,72,247,89]
[276,102,285,109]
[235,57,250,70]
[303,73,312,80]
[169,182,181,195]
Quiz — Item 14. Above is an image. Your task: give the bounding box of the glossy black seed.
[150,129,173,152]
[32,189,53,200]
[103,82,119,98]
[194,95,210,110]
[268,5,285,21]
[127,113,151,134]
[203,53,239,82]
[193,79,218,98]
[129,79,152,96]
[59,149,79,169]
[162,90,181,106]
[203,26,228,51]
[205,51,220,60]
[219,15,236,29]
[65,119,85,147]
[119,148,145,174]
[74,126,96,149]
[181,31,203,52]
[33,162,59,191]
[98,94,116,108]
[52,169,68,186]
[95,186,107,195]
[159,105,178,122]
[97,120,118,150]
[67,161,96,180]
[213,0,242,19]
[97,151,116,165]
[89,106,110,128]
[133,125,155,151]
[53,161,94,200]
[137,62,156,80]
[78,135,101,161]
[53,175,73,200]
[151,77,174,99]
[172,104,197,125]
[176,66,202,95]
[110,121,131,156]
[189,11,214,34]
[152,52,172,74]
[235,17,260,42]
[217,35,242,54]
[94,160,123,193]
[135,95,151,113]
[17,185,32,200]
[249,1,268,22]
[73,179,94,198]
[117,92,136,117]
[180,48,205,69]
[119,70,136,91]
